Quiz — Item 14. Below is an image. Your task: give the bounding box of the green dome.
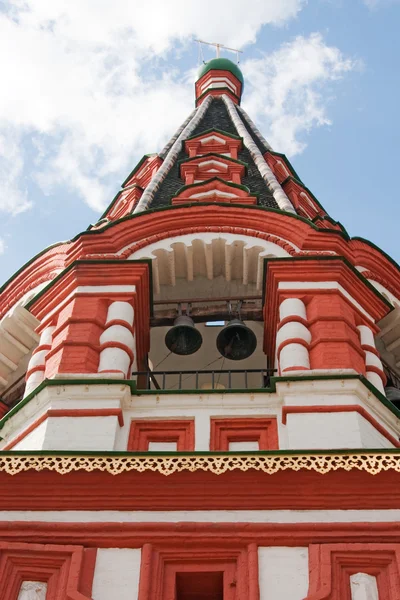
[197,58,244,86]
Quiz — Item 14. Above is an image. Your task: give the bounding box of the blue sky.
[0,0,399,285]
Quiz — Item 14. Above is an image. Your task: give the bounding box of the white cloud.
[0,237,6,255]
[0,129,32,215]
[242,34,357,156]
[0,0,304,214]
[363,0,400,8]
[0,1,356,217]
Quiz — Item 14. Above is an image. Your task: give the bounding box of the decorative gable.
[264,152,293,184]
[281,177,345,230]
[179,153,246,185]
[97,154,162,224]
[263,151,344,229]
[282,178,323,220]
[171,177,257,205]
[185,130,242,159]
[104,186,143,222]
[123,155,162,189]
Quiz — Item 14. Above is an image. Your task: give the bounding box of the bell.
[216,319,257,360]
[385,386,400,408]
[165,315,203,355]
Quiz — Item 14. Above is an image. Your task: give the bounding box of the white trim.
[1,509,400,523]
[200,135,227,145]
[2,378,399,451]
[159,109,196,159]
[221,95,295,213]
[189,190,238,199]
[134,96,213,213]
[200,77,237,94]
[278,281,374,321]
[197,160,228,170]
[237,106,273,151]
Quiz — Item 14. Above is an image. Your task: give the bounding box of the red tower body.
[0,58,399,600]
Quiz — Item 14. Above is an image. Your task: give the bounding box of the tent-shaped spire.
[96,59,342,233]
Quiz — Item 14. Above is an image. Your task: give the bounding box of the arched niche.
[128,232,291,389]
[127,231,292,300]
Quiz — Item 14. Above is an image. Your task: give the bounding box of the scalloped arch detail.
[359,270,400,305]
[120,226,298,258]
[1,205,399,320]
[125,229,294,293]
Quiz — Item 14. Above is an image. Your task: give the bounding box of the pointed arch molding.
[305,543,400,600]
[1,206,399,320]
[0,542,96,600]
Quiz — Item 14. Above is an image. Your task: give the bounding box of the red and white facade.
[0,58,400,599]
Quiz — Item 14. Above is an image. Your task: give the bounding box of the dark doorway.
[176,571,224,600]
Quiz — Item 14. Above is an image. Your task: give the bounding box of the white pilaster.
[258,547,309,600]
[92,549,141,600]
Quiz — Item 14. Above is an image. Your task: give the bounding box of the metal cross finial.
[195,39,242,63]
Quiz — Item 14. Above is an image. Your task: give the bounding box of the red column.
[45,296,107,378]
[28,260,150,381]
[263,258,389,377]
[307,292,366,373]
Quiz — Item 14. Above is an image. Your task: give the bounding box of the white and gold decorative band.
[0,453,399,476]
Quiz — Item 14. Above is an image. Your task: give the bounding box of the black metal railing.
[382,360,400,407]
[383,360,400,391]
[131,369,276,391]
[1,375,25,407]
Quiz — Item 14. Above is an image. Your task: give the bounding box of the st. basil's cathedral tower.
[0,56,399,600]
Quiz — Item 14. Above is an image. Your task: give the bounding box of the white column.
[195,413,210,451]
[258,547,309,600]
[350,573,379,600]
[358,325,385,394]
[277,298,311,374]
[98,301,135,378]
[24,326,55,396]
[92,549,141,600]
